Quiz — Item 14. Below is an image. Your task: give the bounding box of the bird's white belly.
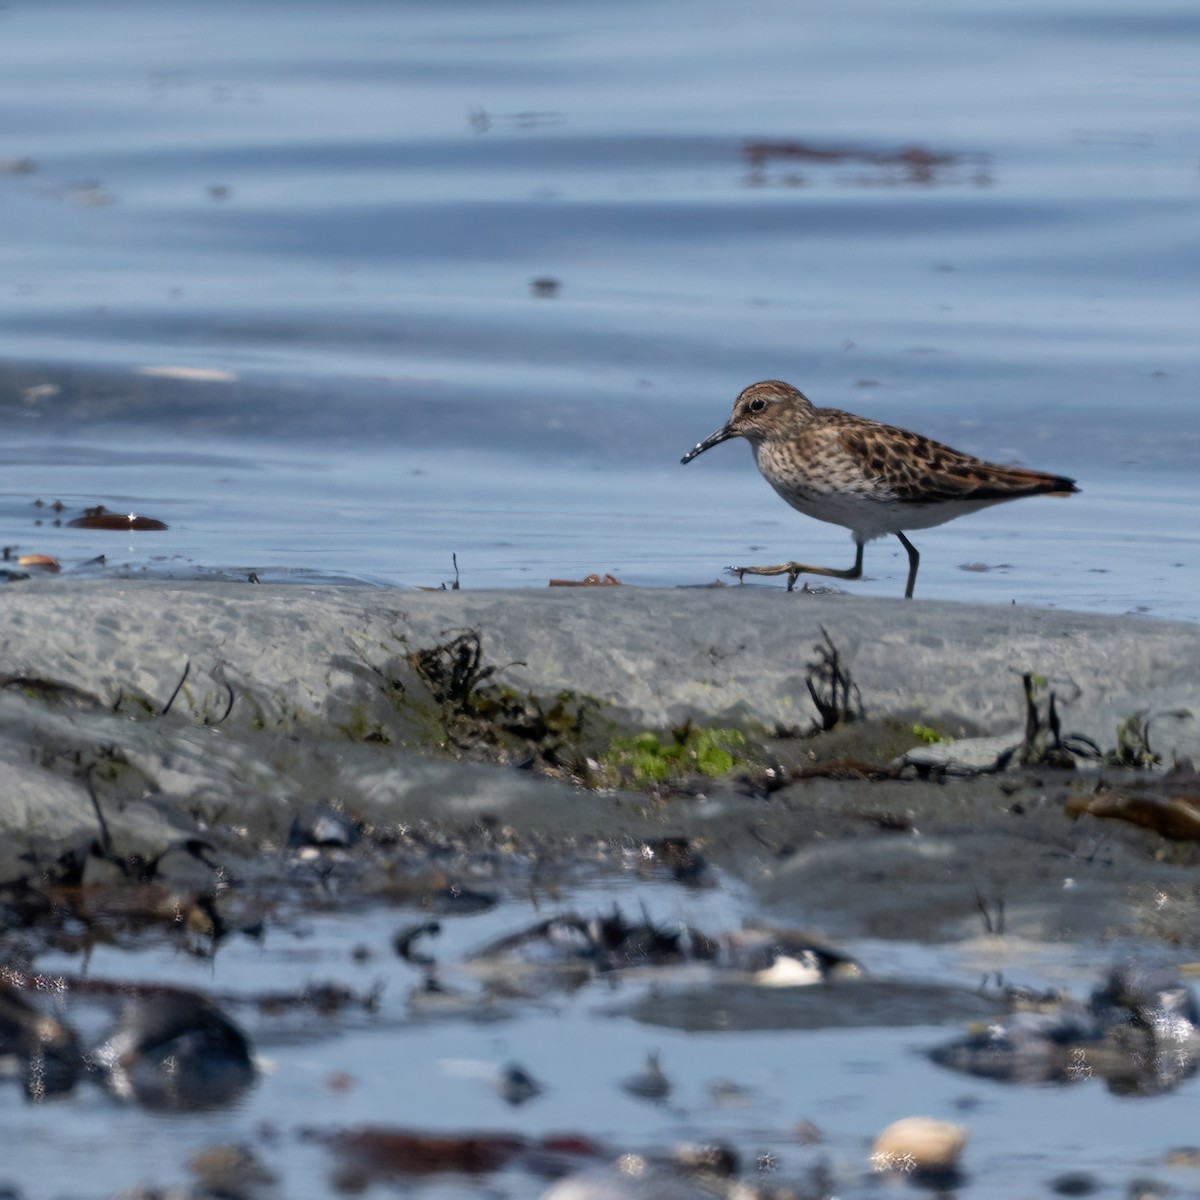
[766,479,1001,542]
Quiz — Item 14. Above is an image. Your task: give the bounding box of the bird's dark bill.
[680,424,735,464]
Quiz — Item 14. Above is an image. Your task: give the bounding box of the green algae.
[600,726,747,785]
[910,723,949,745]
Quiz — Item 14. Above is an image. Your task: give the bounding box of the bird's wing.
[837,424,1076,505]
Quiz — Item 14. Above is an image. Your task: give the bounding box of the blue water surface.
[1,0,1197,612]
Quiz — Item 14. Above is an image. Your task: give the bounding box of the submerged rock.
[0,983,83,1100]
[1091,962,1200,1036]
[931,963,1200,1095]
[92,991,256,1111]
[930,1007,1105,1085]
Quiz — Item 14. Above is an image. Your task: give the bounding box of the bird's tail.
[969,468,1079,501]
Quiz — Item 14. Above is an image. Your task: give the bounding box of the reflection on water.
[13,882,1200,1200]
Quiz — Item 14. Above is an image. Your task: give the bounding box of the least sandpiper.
[681,380,1078,598]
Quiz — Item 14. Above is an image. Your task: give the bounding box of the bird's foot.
[725,561,852,592]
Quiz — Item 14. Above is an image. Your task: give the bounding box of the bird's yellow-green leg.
[727,541,866,592]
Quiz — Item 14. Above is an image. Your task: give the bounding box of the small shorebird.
[681,380,1078,598]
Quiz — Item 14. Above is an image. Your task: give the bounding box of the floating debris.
[469,108,565,134]
[742,139,990,188]
[549,573,622,587]
[67,505,168,531]
[16,554,59,573]
[327,1127,599,1187]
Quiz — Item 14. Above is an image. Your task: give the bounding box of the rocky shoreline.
[2,580,1198,942]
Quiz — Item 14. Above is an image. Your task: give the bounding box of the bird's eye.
[748,397,766,414]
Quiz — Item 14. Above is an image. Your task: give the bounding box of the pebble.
[871,1116,968,1172]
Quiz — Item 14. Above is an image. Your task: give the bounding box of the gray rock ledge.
[3,581,1197,757]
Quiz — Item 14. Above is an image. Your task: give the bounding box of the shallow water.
[1,0,1197,615]
[13,877,1200,1199]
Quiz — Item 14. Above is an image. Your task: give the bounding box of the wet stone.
[898,731,1024,775]
[0,983,83,1100]
[871,1116,968,1174]
[931,966,1200,1095]
[1051,1171,1102,1196]
[186,1144,277,1199]
[288,802,363,849]
[94,992,256,1111]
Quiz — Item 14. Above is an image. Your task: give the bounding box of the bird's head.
[680,381,814,463]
